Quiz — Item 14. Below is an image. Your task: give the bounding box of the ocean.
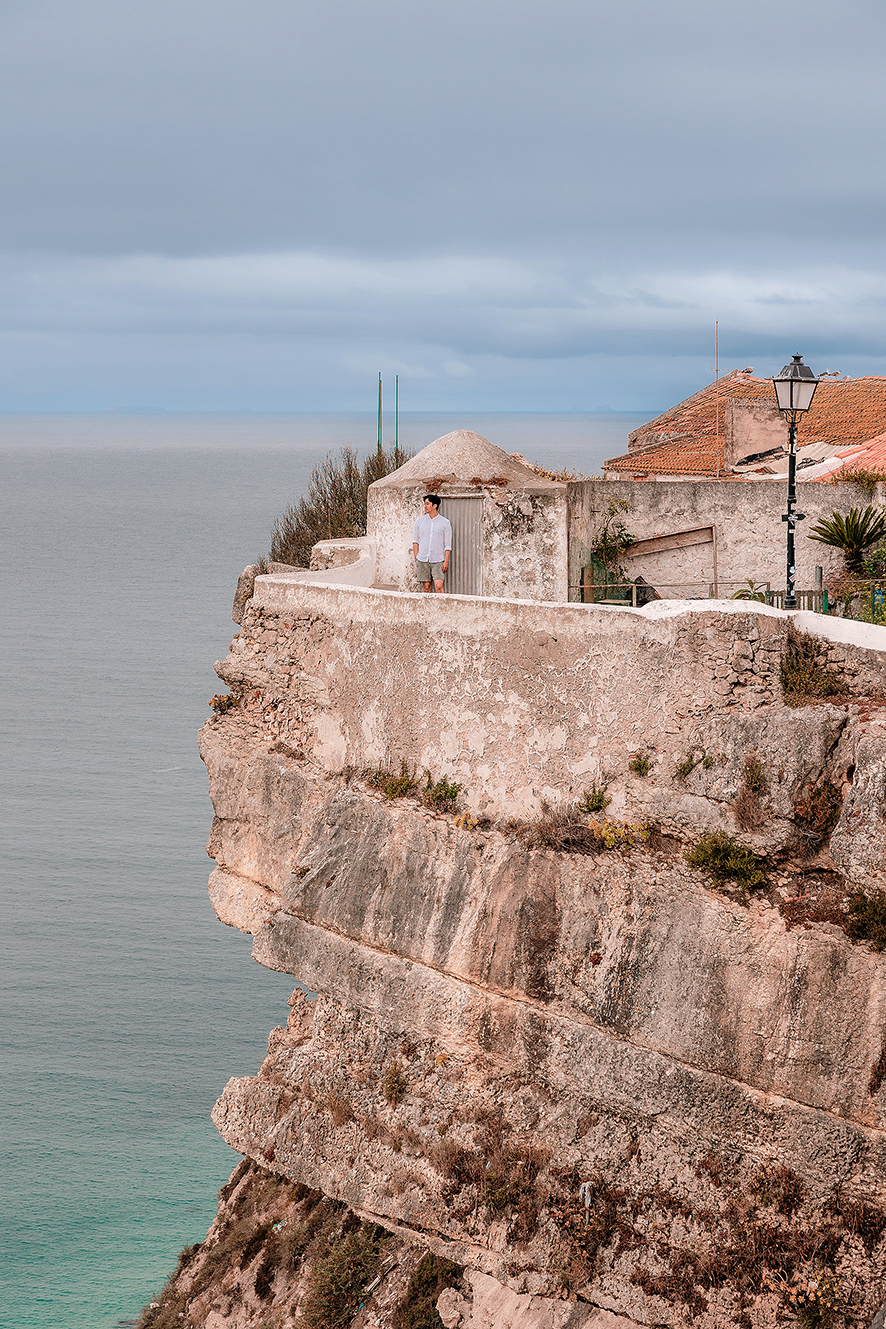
[0,411,651,1329]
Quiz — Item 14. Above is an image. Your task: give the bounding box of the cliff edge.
[149,577,886,1329]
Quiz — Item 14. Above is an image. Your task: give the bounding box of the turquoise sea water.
[0,412,650,1329]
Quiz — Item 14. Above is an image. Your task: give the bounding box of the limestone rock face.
[436,1271,635,1327]
[201,729,886,1325]
[194,592,886,1327]
[830,726,886,886]
[231,563,260,624]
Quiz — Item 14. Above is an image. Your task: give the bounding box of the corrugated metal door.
[443,497,484,596]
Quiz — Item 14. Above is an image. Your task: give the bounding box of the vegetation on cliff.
[269,443,410,567]
[780,625,850,704]
[137,1159,462,1329]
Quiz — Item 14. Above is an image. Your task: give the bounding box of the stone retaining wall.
[220,581,794,818]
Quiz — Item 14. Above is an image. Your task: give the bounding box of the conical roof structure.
[372,430,562,490]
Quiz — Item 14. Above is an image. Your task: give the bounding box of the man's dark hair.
[424,493,441,509]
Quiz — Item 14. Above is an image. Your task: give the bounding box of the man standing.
[412,494,452,593]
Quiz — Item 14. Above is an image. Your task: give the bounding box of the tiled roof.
[810,430,886,481]
[603,371,886,478]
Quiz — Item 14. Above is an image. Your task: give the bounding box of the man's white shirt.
[413,513,453,562]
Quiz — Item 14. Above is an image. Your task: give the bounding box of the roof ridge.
[631,370,761,435]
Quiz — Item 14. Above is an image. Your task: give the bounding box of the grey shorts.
[416,560,444,583]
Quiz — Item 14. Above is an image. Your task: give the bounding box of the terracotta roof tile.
[604,372,886,478]
[812,430,886,480]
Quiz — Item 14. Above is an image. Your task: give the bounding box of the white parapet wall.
[265,537,376,588]
[642,595,886,653]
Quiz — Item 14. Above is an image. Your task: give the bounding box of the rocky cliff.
[145,578,886,1329]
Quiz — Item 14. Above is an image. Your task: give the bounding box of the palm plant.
[808,505,886,574]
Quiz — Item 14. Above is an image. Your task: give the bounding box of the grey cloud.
[1,0,886,409]
[1,249,885,410]
[0,0,885,254]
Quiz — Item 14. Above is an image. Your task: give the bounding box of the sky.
[1,0,885,413]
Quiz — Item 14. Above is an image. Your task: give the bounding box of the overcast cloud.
[1,0,885,410]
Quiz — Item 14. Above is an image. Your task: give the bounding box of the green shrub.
[741,752,767,793]
[629,752,652,776]
[384,762,418,799]
[365,764,461,810]
[862,540,886,579]
[270,444,410,568]
[591,497,635,570]
[674,753,699,781]
[382,1061,407,1106]
[847,890,886,951]
[685,832,767,893]
[580,783,610,813]
[827,466,886,500]
[391,1253,463,1329]
[422,773,461,812]
[298,1222,386,1329]
[209,693,237,714]
[780,626,848,703]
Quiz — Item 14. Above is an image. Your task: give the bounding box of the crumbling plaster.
[567,478,882,600]
[368,482,567,601]
[366,430,568,601]
[725,399,786,466]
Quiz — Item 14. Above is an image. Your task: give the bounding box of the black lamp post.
[772,353,820,609]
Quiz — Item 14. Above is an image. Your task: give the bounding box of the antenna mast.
[715,321,720,477]
[377,373,383,455]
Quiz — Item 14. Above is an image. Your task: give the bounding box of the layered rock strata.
[196,584,886,1327]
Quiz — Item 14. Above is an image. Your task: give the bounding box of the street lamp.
[772,353,820,609]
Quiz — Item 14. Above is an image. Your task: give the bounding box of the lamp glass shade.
[773,354,819,414]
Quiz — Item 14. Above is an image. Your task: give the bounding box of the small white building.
[367,430,568,601]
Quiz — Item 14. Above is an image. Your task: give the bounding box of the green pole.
[395,375,399,455]
[377,373,382,455]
